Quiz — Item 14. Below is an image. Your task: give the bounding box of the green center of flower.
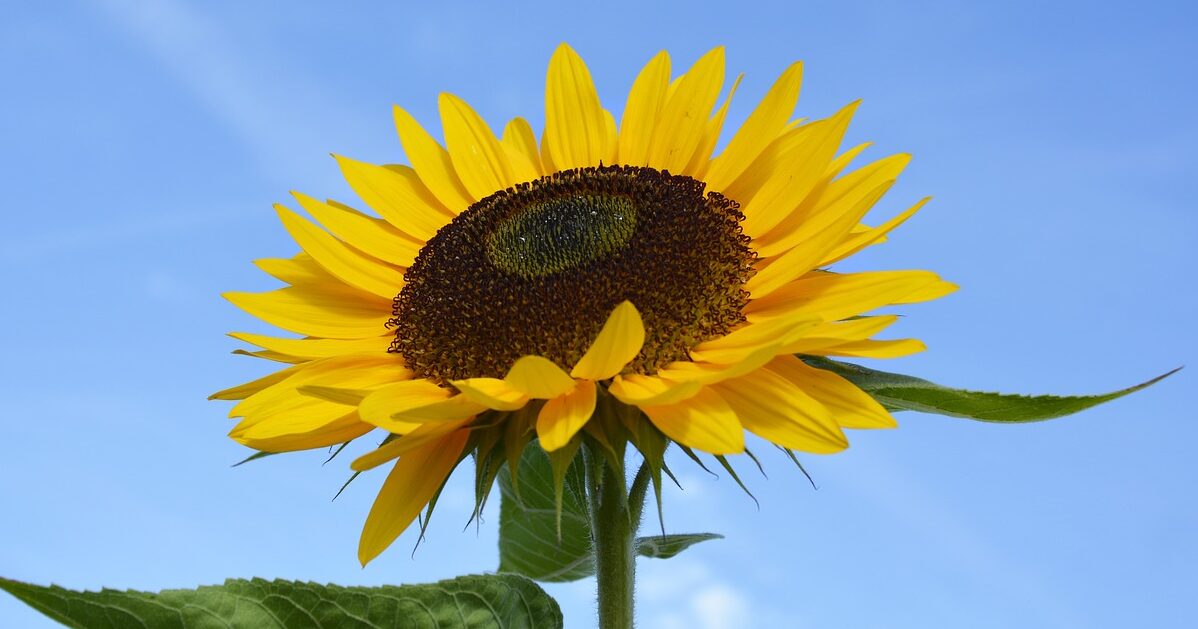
[390,165,756,382]
[487,194,637,278]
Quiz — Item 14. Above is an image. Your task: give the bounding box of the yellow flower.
[214,44,956,565]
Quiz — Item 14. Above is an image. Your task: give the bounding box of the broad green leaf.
[0,574,561,629]
[497,443,593,582]
[803,356,1178,423]
[636,533,723,559]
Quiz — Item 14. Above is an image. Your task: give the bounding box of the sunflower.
[214,44,956,565]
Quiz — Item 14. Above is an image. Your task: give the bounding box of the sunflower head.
[390,164,755,383]
[214,43,956,565]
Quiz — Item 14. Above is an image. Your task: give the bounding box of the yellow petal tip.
[288,190,318,205]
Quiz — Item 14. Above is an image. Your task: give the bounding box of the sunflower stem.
[589,444,635,629]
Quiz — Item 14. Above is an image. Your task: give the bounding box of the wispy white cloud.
[690,582,755,629]
[832,450,1089,628]
[0,204,254,262]
[87,0,371,183]
[639,558,798,629]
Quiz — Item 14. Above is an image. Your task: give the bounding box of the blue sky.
[2,1,1195,627]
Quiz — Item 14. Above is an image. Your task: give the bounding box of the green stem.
[589,447,635,629]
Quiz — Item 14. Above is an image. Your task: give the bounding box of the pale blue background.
[2,1,1194,627]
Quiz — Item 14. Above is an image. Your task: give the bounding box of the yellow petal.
[769,355,896,429]
[657,342,780,387]
[451,377,530,411]
[544,43,610,171]
[733,142,872,260]
[641,387,744,455]
[714,367,848,454]
[500,117,543,181]
[223,285,390,339]
[231,356,408,440]
[647,47,725,173]
[683,73,743,179]
[210,363,306,401]
[538,125,556,173]
[351,419,471,471]
[254,254,336,286]
[275,205,405,299]
[229,355,406,419]
[826,142,872,176]
[233,349,303,364]
[820,197,930,266]
[439,93,516,199]
[505,355,577,399]
[537,379,598,451]
[688,314,820,364]
[296,384,375,406]
[392,105,475,212]
[723,121,819,205]
[782,315,900,354]
[236,412,374,453]
[229,332,392,362]
[746,270,952,323]
[705,61,803,191]
[745,182,891,299]
[291,193,420,268]
[230,404,361,442]
[334,154,451,239]
[570,301,645,380]
[755,152,909,258]
[601,108,619,165]
[358,429,468,565]
[618,50,671,167]
[740,101,859,240]
[894,279,959,304]
[608,373,703,406]
[816,338,927,359]
[359,380,484,431]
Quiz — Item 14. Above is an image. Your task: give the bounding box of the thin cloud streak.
[831,450,1088,628]
[0,205,255,262]
[87,0,370,184]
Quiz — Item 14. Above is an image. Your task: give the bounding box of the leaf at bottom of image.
[0,573,562,629]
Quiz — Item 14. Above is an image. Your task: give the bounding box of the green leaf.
[545,435,584,542]
[497,441,725,583]
[713,455,759,507]
[497,443,594,582]
[610,392,669,535]
[0,574,561,629]
[636,533,723,559]
[231,450,275,467]
[803,356,1179,423]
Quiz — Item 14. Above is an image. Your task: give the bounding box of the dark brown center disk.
[389,165,756,383]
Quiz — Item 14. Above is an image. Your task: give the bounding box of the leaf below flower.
[802,356,1179,422]
[636,533,724,559]
[497,443,594,582]
[0,574,561,629]
[497,441,725,583]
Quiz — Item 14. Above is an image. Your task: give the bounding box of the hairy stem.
[589,446,635,629]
